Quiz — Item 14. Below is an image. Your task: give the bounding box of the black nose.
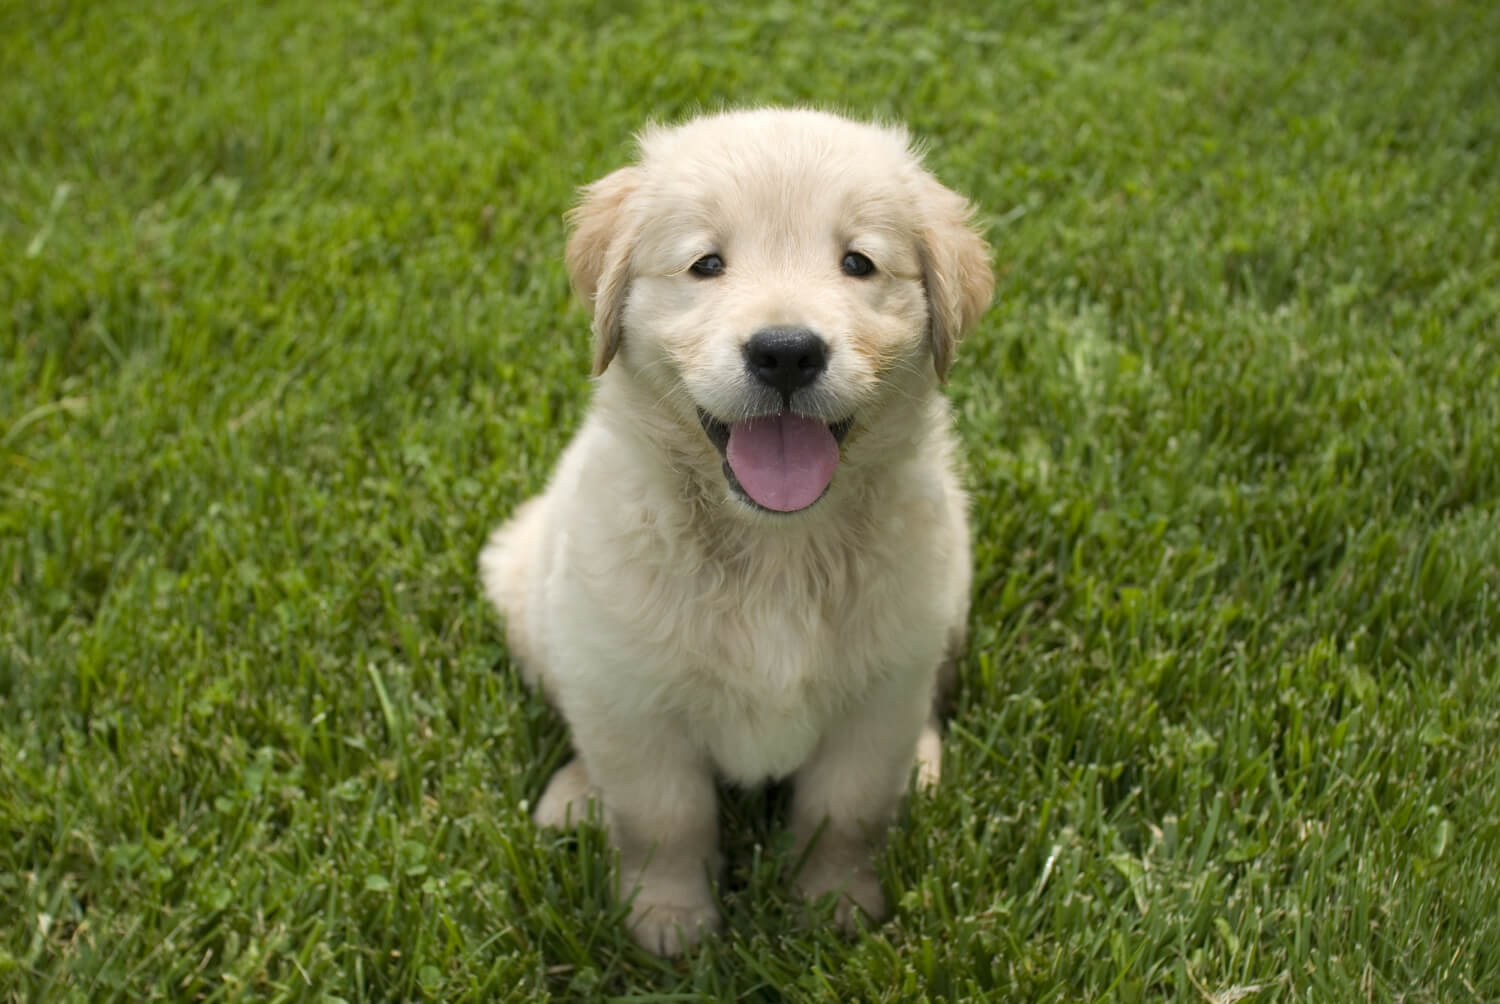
[744,326,827,399]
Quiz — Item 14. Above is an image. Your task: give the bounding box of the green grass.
[3,0,1498,999]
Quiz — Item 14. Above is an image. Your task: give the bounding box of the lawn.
[3,0,1499,999]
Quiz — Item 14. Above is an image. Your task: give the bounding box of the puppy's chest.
[669,556,901,781]
[706,599,851,696]
[584,511,946,781]
[687,603,857,783]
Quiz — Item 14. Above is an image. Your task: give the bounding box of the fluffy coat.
[480,108,993,956]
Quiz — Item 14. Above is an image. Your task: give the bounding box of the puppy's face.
[566,110,993,514]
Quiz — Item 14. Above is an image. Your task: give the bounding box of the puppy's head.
[565,109,993,515]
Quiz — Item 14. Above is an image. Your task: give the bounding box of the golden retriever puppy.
[480,108,992,956]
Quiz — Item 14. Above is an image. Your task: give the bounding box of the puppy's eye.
[841,251,876,278]
[689,254,725,278]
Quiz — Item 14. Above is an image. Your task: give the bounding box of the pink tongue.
[726,414,838,512]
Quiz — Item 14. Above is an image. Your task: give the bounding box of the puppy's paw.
[533,758,596,829]
[627,894,721,957]
[795,859,887,934]
[914,720,943,792]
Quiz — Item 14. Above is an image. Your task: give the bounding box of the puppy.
[480,108,993,956]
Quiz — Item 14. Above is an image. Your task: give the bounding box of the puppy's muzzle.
[744,326,827,404]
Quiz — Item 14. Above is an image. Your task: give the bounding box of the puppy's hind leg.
[914,721,943,792]
[915,621,967,792]
[478,498,547,688]
[534,757,598,829]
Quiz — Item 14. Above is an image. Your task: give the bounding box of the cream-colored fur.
[479,108,993,956]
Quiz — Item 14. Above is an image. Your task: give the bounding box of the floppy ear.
[564,166,642,375]
[915,174,994,380]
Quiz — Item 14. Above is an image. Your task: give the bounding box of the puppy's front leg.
[789,670,932,932]
[583,727,721,956]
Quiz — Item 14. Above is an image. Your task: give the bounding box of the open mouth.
[698,409,854,513]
